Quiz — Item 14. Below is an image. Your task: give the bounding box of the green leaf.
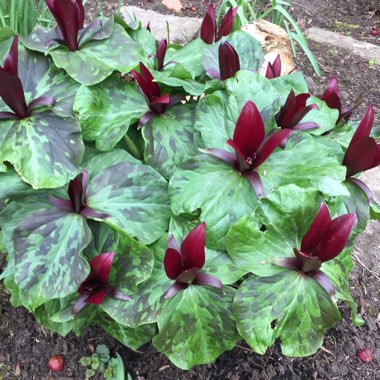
[0,169,33,201]
[74,77,149,151]
[233,271,341,356]
[226,185,322,277]
[49,24,143,85]
[153,286,239,369]
[270,71,309,101]
[142,102,199,178]
[169,154,258,250]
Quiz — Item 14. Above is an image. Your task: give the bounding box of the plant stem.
[123,134,143,160]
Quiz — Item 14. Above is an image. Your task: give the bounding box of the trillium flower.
[72,252,131,314]
[200,4,238,44]
[49,170,109,219]
[46,0,102,52]
[130,62,182,128]
[201,101,292,198]
[155,39,167,71]
[164,223,223,298]
[275,90,319,131]
[265,54,282,79]
[207,41,240,81]
[343,105,380,204]
[0,36,55,120]
[321,76,360,125]
[272,204,356,295]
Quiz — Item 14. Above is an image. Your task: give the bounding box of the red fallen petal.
[89,252,114,284]
[0,72,27,118]
[199,148,237,167]
[176,267,201,284]
[316,213,356,262]
[265,54,281,79]
[343,137,379,177]
[255,129,293,167]
[370,27,378,37]
[246,171,265,198]
[86,288,106,304]
[164,282,188,299]
[232,101,265,157]
[357,348,373,363]
[193,272,224,292]
[216,7,238,41]
[156,39,167,71]
[301,203,331,254]
[181,222,206,270]
[308,270,335,296]
[200,11,216,44]
[350,105,375,144]
[1,36,18,76]
[164,248,183,279]
[48,355,64,372]
[219,42,240,81]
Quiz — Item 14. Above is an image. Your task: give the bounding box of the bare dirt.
[1,1,380,379]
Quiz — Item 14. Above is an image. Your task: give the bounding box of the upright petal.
[316,214,356,262]
[231,101,265,157]
[219,42,240,81]
[86,289,106,305]
[156,39,167,71]
[200,10,216,44]
[350,105,375,144]
[255,129,293,167]
[301,203,331,254]
[181,222,206,270]
[131,63,161,103]
[0,72,27,118]
[89,252,115,284]
[321,76,339,101]
[74,0,85,30]
[265,54,281,79]
[276,90,297,128]
[1,36,19,76]
[68,172,84,213]
[216,7,238,41]
[164,248,183,279]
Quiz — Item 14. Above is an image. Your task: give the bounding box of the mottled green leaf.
[0,169,33,201]
[74,77,149,150]
[169,154,258,250]
[153,286,239,369]
[270,71,309,101]
[142,102,199,179]
[233,271,341,356]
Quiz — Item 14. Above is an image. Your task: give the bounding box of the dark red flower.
[49,171,110,219]
[265,54,282,79]
[155,39,167,71]
[72,252,131,314]
[200,4,238,44]
[218,41,240,81]
[0,36,54,120]
[163,223,223,298]
[275,90,318,131]
[321,76,360,125]
[201,101,292,198]
[46,0,84,52]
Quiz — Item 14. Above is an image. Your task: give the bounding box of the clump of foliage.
[0,0,378,371]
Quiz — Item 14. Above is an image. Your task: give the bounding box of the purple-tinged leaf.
[164,248,182,280]
[255,129,293,167]
[0,111,18,120]
[48,195,74,212]
[181,222,206,270]
[79,207,110,220]
[309,270,335,296]
[198,148,237,167]
[293,122,319,131]
[219,42,240,81]
[350,105,375,144]
[27,96,56,114]
[105,287,131,301]
[164,282,188,299]
[265,54,281,79]
[216,7,238,41]
[200,5,216,44]
[138,111,155,129]
[269,257,300,270]
[193,272,224,291]
[301,203,331,254]
[246,171,265,199]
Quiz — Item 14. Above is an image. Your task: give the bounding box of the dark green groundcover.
[0,2,379,370]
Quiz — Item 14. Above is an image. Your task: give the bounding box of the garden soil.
[1,1,379,379]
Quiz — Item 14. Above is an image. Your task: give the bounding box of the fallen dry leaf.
[15,362,21,376]
[162,0,183,12]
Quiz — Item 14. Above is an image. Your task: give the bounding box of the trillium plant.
[0,0,378,370]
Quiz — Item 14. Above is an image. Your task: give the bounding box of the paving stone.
[305,27,380,63]
[120,6,202,44]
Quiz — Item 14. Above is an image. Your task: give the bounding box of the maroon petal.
[276,90,296,128]
[68,172,84,213]
[176,267,201,284]
[350,105,375,144]
[164,248,183,280]
[269,257,300,270]
[219,42,240,81]
[86,288,106,305]
[181,222,206,270]
[255,129,293,167]
[164,282,188,299]
[226,139,248,165]
[0,72,27,118]
[89,252,114,284]
[0,111,18,120]
[199,148,237,167]
[321,76,339,101]
[74,0,85,30]
[308,270,335,296]
[301,203,331,254]
[246,171,265,198]
[343,137,379,177]
[293,249,322,272]
[216,7,238,41]
[200,11,216,44]
[317,214,356,262]
[131,63,161,103]
[265,54,281,79]
[193,272,224,292]
[232,101,265,157]
[137,111,155,129]
[48,195,74,212]
[156,39,167,71]
[1,36,19,76]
